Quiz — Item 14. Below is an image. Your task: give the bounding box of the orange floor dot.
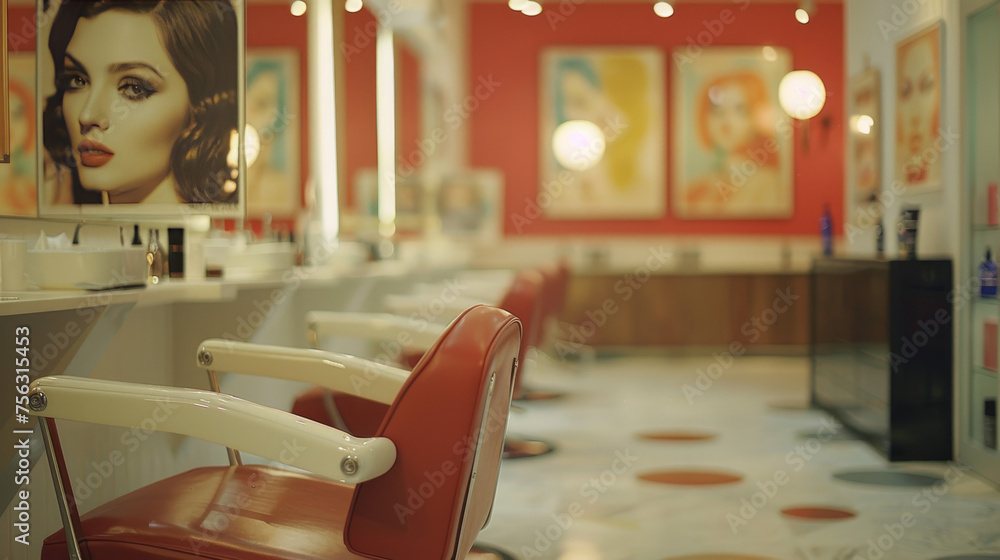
[781,506,857,520]
[638,469,744,486]
[637,430,718,442]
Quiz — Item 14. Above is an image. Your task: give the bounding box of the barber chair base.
[515,388,566,402]
[470,543,519,560]
[503,437,556,460]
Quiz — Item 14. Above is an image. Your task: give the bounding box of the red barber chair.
[29,305,520,560]
[293,269,555,461]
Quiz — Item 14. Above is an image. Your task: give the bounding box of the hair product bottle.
[147,229,165,285]
[981,248,998,298]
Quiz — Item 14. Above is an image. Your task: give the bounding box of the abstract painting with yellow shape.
[540,47,665,219]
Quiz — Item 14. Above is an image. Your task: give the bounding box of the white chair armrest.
[28,376,395,483]
[197,339,408,404]
[305,311,445,349]
[383,293,489,322]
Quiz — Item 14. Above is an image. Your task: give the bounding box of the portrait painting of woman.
[672,47,793,219]
[539,48,665,219]
[37,0,244,217]
[895,22,942,190]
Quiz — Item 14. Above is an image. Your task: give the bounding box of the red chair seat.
[43,465,357,560]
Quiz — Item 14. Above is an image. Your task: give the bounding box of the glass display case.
[961,0,1000,485]
[811,258,953,461]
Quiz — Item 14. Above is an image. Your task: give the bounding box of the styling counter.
[561,265,811,352]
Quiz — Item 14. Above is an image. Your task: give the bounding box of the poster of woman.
[672,46,793,219]
[895,22,942,191]
[539,47,665,219]
[36,0,245,218]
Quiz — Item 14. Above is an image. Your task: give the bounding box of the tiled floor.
[475,351,1000,560]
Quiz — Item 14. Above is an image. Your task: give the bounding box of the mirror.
[392,28,425,234]
[341,3,379,234]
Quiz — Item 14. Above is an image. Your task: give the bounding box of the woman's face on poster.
[60,10,191,202]
[706,82,754,153]
[897,38,938,161]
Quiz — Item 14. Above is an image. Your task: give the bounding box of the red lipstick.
[77,139,114,167]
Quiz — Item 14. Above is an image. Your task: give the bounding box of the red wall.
[343,8,378,209]
[470,2,844,237]
[397,42,422,175]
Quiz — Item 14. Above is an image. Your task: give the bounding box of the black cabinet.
[810,258,953,461]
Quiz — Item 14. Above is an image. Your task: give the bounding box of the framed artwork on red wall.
[539,47,665,220]
[35,0,246,219]
[671,46,793,219]
[0,53,37,217]
[245,48,300,218]
[0,0,8,166]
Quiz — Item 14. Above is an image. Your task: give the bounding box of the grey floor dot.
[797,429,858,441]
[932,556,1000,560]
[833,469,944,487]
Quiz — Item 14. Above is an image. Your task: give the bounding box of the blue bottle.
[820,205,833,256]
[981,248,998,298]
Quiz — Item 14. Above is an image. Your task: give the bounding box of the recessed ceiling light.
[522,1,542,16]
[795,8,810,24]
[291,0,307,16]
[345,0,363,14]
[653,1,674,18]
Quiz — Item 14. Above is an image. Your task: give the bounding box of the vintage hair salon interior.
[3,0,1000,558]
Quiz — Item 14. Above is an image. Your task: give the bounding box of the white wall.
[844,0,961,260]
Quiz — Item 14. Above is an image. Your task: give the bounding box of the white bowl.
[223,242,296,279]
[26,247,148,290]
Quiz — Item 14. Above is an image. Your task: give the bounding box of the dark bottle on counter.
[168,228,185,279]
[820,204,833,256]
[875,220,884,257]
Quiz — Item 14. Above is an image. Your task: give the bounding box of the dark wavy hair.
[42,0,239,204]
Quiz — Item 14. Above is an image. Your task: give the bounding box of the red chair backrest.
[498,269,543,398]
[345,305,521,560]
[539,259,570,331]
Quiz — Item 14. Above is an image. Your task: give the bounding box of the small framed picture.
[894,21,943,191]
[850,67,881,203]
